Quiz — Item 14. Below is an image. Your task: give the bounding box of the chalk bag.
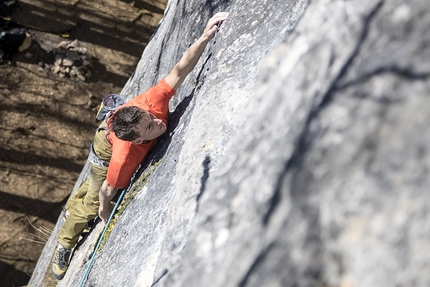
[96,94,125,121]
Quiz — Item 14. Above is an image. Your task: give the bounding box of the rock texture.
[52,40,92,80]
[29,0,430,286]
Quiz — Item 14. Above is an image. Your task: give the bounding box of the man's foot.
[51,244,71,280]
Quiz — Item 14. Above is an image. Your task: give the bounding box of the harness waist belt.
[88,142,109,168]
[96,126,112,147]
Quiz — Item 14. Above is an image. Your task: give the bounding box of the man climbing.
[52,11,229,280]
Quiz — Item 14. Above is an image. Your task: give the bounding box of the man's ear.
[131,138,142,145]
[131,137,150,145]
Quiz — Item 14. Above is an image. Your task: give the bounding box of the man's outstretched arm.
[165,12,229,90]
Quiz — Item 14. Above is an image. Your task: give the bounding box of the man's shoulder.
[141,78,176,105]
[149,78,176,95]
[127,79,174,103]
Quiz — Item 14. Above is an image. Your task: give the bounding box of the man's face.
[131,112,167,144]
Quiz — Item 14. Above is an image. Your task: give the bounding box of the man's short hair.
[111,106,145,141]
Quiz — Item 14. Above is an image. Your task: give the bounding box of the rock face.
[29,0,430,286]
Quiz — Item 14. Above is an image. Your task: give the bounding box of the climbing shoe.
[51,244,71,280]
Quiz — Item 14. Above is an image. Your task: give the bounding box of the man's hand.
[99,179,118,222]
[99,201,115,222]
[165,12,229,90]
[202,12,229,41]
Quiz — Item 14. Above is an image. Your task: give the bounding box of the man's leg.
[53,164,107,280]
[64,179,89,215]
[65,124,112,215]
[53,126,112,280]
[59,124,112,247]
[58,164,107,248]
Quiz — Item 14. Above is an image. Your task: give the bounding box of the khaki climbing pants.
[58,121,112,249]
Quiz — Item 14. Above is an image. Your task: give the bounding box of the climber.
[51,12,229,280]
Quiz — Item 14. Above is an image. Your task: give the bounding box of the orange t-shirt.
[106,79,176,188]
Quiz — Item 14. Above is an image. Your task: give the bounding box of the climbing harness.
[88,125,115,168]
[88,143,109,168]
[97,126,113,147]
